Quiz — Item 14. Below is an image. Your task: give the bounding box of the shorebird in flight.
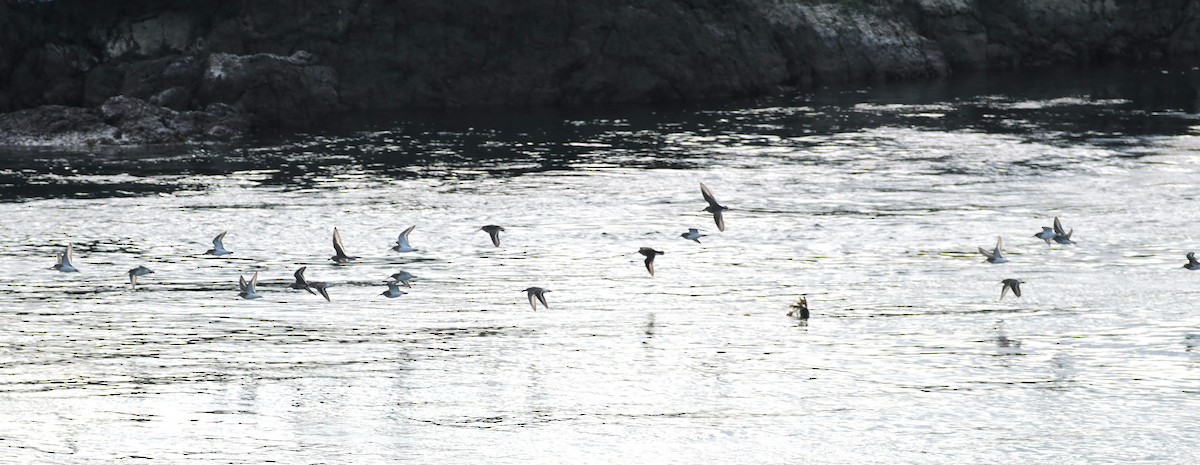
[978,236,1007,264]
[680,228,706,243]
[639,247,664,276]
[700,183,728,232]
[330,227,357,263]
[238,271,262,299]
[128,265,153,288]
[999,279,1023,301]
[390,270,417,287]
[1184,252,1200,270]
[1052,217,1074,245]
[381,280,407,298]
[479,225,505,247]
[523,287,550,311]
[53,243,79,272]
[392,225,418,252]
[205,232,232,256]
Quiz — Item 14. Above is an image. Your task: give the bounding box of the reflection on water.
[1,63,1199,463]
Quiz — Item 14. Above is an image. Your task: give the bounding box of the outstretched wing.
[978,247,994,260]
[398,225,415,247]
[536,292,550,310]
[214,231,227,248]
[644,255,656,276]
[1053,217,1066,236]
[333,228,348,257]
[488,229,501,247]
[700,182,721,208]
[712,210,725,232]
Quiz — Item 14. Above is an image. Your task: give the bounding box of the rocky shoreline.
[1,0,1197,146]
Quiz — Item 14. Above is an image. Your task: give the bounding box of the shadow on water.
[2,61,1199,200]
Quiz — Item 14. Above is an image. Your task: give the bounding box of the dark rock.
[1,0,1199,137]
[197,51,338,126]
[0,96,251,146]
[121,55,203,103]
[0,104,117,146]
[150,86,191,111]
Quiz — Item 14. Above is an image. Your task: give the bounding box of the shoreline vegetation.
[1,0,1198,146]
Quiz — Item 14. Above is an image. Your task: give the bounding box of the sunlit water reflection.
[1,64,1199,463]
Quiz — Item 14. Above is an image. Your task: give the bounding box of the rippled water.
[2,64,1200,463]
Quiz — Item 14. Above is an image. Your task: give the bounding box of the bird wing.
[249,272,259,292]
[1189,252,1197,263]
[996,236,1004,252]
[1011,282,1021,297]
[315,284,330,302]
[700,182,721,208]
[645,255,656,276]
[333,227,348,257]
[1053,217,1066,236]
[488,229,501,247]
[294,266,307,283]
[214,231,227,248]
[66,243,74,262]
[978,247,994,260]
[239,275,248,293]
[130,271,138,288]
[712,210,725,232]
[398,225,415,247]
[1000,282,1011,300]
[536,292,550,309]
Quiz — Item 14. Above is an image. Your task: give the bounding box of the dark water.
[1,63,1199,463]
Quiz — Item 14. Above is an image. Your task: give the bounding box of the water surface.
[1,64,1199,463]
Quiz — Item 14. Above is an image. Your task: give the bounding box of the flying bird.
[307,280,332,302]
[680,228,706,243]
[1184,252,1200,270]
[381,280,407,298]
[127,265,153,288]
[978,236,1007,263]
[1033,226,1056,245]
[392,225,418,252]
[238,271,262,299]
[205,232,232,256]
[523,287,550,311]
[390,270,417,287]
[330,227,357,263]
[52,243,79,272]
[1000,279,1024,301]
[638,247,664,276]
[291,266,330,301]
[1052,217,1074,245]
[700,183,728,232]
[290,266,317,295]
[480,225,505,247]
